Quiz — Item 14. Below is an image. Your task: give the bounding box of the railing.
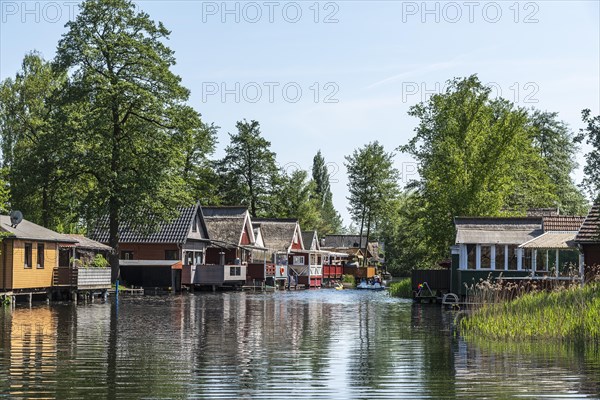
[185,264,248,286]
[53,267,111,289]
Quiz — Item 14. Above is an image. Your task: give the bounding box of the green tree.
[0,52,78,229]
[270,169,321,230]
[311,150,342,234]
[528,109,588,215]
[180,120,219,205]
[56,0,211,281]
[345,141,399,265]
[576,109,600,201]
[399,75,555,263]
[219,119,278,217]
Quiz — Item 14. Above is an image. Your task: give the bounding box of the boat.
[355,281,386,291]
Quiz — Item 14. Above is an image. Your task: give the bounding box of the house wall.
[0,240,14,289]
[583,244,600,269]
[240,226,251,245]
[9,240,58,290]
[205,248,238,264]
[119,243,179,260]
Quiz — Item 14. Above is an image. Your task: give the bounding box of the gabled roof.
[61,234,113,251]
[543,216,585,232]
[302,230,320,251]
[322,235,368,249]
[576,203,600,244]
[89,204,208,244]
[520,232,577,249]
[0,216,77,243]
[253,219,302,252]
[201,206,254,247]
[454,217,543,245]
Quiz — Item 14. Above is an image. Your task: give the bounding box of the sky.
[1,0,599,225]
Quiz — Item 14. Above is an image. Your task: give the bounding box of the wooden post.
[28,293,32,307]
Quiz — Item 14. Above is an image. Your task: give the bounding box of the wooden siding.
[10,240,58,290]
[240,225,251,245]
[1,240,14,290]
[119,243,179,260]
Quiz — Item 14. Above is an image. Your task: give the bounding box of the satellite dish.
[9,210,23,228]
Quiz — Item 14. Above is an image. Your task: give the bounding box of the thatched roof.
[576,203,600,244]
[253,219,300,252]
[454,217,543,245]
[201,206,253,247]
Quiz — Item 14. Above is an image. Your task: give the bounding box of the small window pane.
[495,245,505,270]
[37,244,45,269]
[507,246,518,270]
[480,246,491,269]
[466,245,476,270]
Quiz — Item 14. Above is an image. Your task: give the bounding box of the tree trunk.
[108,196,120,283]
[364,213,372,267]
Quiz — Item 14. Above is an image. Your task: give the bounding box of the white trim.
[517,248,523,271]
[475,245,481,270]
[490,245,496,270]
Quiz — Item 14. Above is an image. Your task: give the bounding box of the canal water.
[1,290,599,399]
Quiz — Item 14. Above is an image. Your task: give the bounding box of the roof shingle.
[576,204,600,243]
[89,205,203,244]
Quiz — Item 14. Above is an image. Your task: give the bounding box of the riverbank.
[388,278,412,298]
[460,284,600,342]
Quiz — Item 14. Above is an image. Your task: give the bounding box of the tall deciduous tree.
[219,119,278,217]
[399,75,555,263]
[345,141,399,265]
[576,109,600,202]
[0,52,77,229]
[311,150,342,234]
[528,109,588,215]
[270,169,321,229]
[56,0,212,281]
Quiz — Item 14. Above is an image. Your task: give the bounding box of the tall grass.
[460,284,600,342]
[389,278,412,298]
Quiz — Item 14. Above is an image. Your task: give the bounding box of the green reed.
[389,278,413,298]
[460,284,600,342]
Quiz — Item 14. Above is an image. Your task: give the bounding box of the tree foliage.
[345,141,399,264]
[55,0,214,280]
[311,150,342,234]
[576,109,600,201]
[528,109,588,215]
[218,119,278,217]
[397,75,558,269]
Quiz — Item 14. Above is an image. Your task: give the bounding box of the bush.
[91,254,109,268]
[389,278,412,298]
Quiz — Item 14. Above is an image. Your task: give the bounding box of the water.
[1,290,599,399]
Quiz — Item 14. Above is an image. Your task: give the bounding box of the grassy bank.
[460,284,600,342]
[389,278,412,298]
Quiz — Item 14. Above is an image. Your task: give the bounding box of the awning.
[519,232,578,249]
[456,229,542,245]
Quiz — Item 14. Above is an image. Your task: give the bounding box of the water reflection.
[0,291,599,399]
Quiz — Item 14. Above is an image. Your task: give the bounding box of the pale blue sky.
[1,0,599,224]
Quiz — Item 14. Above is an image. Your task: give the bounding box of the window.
[192,219,197,233]
[495,245,506,270]
[535,249,545,272]
[466,245,476,270]
[37,244,45,269]
[24,243,32,269]
[165,250,178,260]
[507,246,518,270]
[293,256,305,265]
[194,252,203,266]
[121,251,134,260]
[230,266,241,276]
[185,252,194,266]
[522,248,533,270]
[480,246,491,269]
